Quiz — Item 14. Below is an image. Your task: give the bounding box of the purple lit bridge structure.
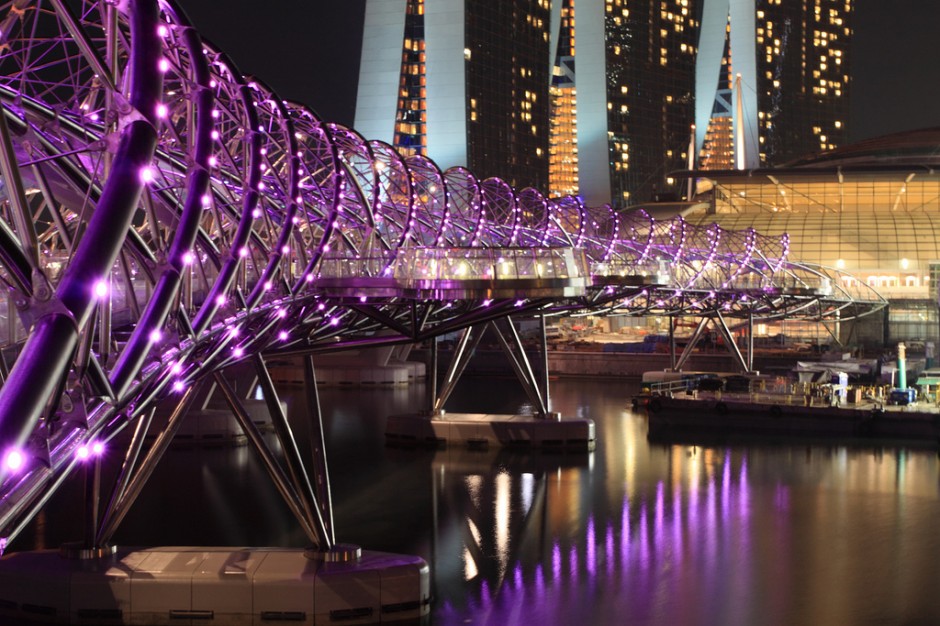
[0,0,885,554]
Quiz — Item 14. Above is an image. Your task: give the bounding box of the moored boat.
[642,371,940,445]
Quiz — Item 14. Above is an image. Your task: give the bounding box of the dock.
[645,393,940,444]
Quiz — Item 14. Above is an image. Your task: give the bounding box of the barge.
[641,371,940,446]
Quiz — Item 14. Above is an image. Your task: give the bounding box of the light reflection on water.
[19,377,940,625]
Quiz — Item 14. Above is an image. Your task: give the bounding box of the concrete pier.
[0,546,429,625]
[386,412,595,451]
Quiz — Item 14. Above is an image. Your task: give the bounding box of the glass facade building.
[602,0,699,205]
[684,129,940,347]
[464,0,552,189]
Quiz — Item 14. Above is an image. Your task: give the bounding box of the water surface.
[21,377,940,625]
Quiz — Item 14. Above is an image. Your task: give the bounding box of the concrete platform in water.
[645,394,940,445]
[386,412,595,452]
[0,545,429,625]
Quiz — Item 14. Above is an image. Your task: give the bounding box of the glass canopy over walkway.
[0,0,885,554]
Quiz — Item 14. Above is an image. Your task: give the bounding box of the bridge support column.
[97,387,199,546]
[489,318,550,418]
[540,315,552,415]
[253,355,332,550]
[747,313,755,372]
[675,317,710,371]
[428,335,439,415]
[82,450,102,549]
[714,310,750,373]
[669,316,677,371]
[214,372,322,546]
[433,325,486,414]
[303,355,335,545]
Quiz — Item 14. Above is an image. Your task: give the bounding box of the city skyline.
[176,0,940,148]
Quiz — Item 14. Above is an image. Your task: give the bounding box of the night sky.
[174,0,940,143]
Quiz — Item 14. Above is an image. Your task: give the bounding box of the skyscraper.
[356,0,552,191]
[595,0,699,205]
[696,0,852,169]
[355,0,851,208]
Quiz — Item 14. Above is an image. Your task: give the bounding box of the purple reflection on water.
[586,516,596,576]
[639,504,650,570]
[722,451,732,504]
[479,578,492,610]
[721,455,734,550]
[569,545,578,578]
[513,563,523,590]
[621,494,630,563]
[706,468,718,564]
[552,541,561,581]
[775,484,790,511]
[739,455,750,518]
[655,481,665,542]
[534,563,545,598]
[606,521,615,576]
[673,483,683,553]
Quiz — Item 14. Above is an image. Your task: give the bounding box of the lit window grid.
[604,0,697,205]
[392,0,427,156]
[754,1,851,162]
[696,178,940,298]
[549,86,579,198]
[464,0,551,189]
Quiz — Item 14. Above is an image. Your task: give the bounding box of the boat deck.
[644,390,940,445]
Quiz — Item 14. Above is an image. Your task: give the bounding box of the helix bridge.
[0,0,885,569]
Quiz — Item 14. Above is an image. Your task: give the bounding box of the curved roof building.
[680,128,940,347]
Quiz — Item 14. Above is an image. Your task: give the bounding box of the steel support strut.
[97,385,199,546]
[253,353,332,550]
[489,318,548,416]
[303,355,335,545]
[213,372,322,546]
[433,325,487,413]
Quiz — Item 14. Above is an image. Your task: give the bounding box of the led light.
[3,448,25,472]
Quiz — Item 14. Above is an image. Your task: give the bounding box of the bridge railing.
[397,247,588,283]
